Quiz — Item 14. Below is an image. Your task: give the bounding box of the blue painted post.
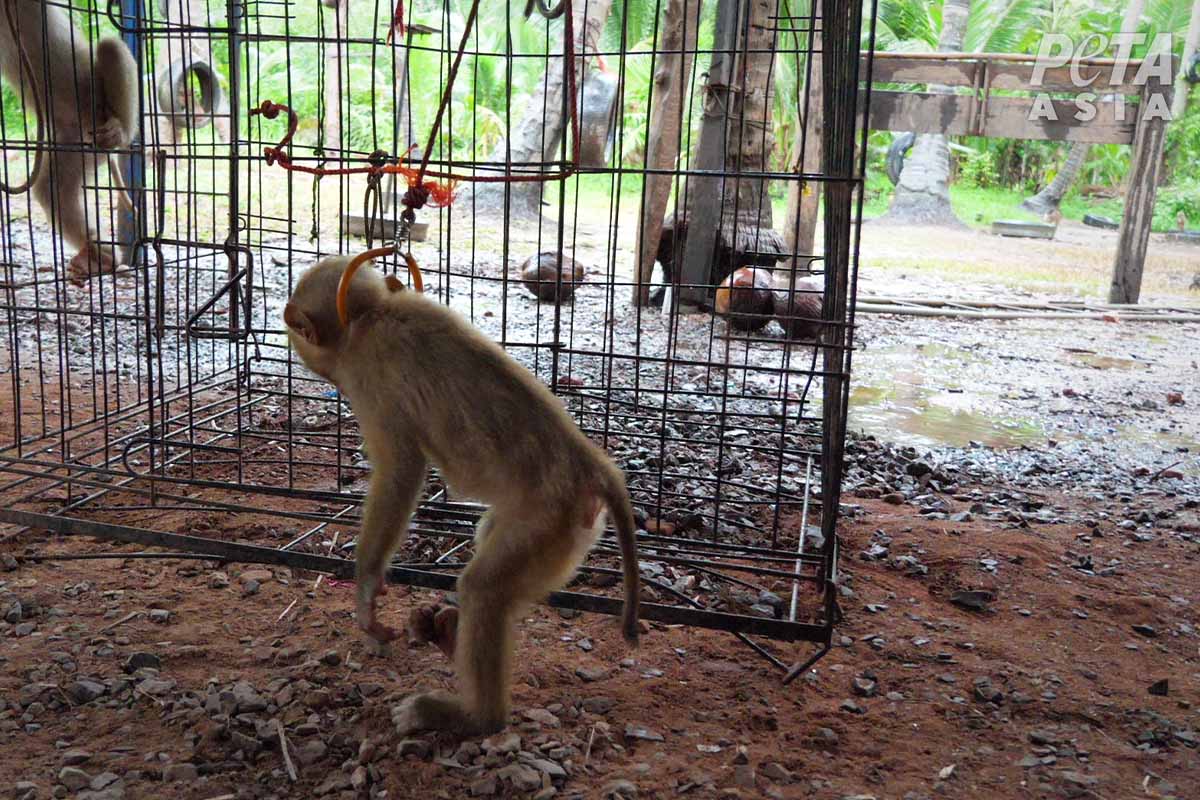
[117,0,144,269]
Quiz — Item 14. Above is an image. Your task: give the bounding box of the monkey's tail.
[600,466,640,646]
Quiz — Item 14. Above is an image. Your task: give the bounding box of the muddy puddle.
[848,336,1199,475]
[848,346,1044,449]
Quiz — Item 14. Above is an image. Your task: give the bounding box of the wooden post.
[323,0,350,150]
[385,29,415,214]
[783,0,822,283]
[1109,68,1172,304]
[676,0,740,309]
[631,0,701,305]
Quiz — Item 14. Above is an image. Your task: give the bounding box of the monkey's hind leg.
[394,512,587,737]
[92,37,139,150]
[33,150,116,286]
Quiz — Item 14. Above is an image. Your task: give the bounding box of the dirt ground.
[1,447,1198,800]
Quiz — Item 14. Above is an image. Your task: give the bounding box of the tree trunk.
[1172,0,1200,119]
[385,31,415,214]
[471,0,614,218]
[677,0,782,307]
[1021,141,1088,215]
[725,0,777,237]
[880,0,970,226]
[631,0,701,305]
[783,0,821,278]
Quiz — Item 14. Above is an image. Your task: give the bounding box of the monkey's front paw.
[406,604,458,658]
[91,118,129,150]
[357,577,400,643]
[67,246,115,286]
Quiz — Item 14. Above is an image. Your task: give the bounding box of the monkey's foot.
[91,117,129,150]
[357,576,401,643]
[406,604,458,659]
[67,246,116,286]
[392,690,493,737]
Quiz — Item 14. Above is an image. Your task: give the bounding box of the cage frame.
[0,0,875,681]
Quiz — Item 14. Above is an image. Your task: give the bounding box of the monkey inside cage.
[0,0,869,680]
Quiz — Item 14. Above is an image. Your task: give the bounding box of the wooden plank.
[991,220,1056,239]
[677,0,739,308]
[340,217,428,241]
[864,90,1137,144]
[632,0,700,306]
[868,54,1137,94]
[987,62,1141,95]
[865,55,1141,94]
[1110,72,1173,304]
[865,57,977,87]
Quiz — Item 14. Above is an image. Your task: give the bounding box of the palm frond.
[873,0,939,50]
[964,0,1051,54]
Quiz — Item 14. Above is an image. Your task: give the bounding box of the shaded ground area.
[0,459,1197,799]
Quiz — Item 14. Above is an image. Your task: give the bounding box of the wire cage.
[0,0,871,680]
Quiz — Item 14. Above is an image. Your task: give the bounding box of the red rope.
[250,0,583,218]
[386,0,406,43]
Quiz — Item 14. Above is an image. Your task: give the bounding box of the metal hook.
[524,0,567,20]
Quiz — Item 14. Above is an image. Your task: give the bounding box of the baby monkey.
[283,256,640,736]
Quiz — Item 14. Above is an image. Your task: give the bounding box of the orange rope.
[336,248,425,327]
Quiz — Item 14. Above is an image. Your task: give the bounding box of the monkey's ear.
[384,274,405,293]
[283,303,319,346]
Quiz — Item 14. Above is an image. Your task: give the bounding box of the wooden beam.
[676,0,740,309]
[865,55,1143,95]
[632,0,701,306]
[864,90,1137,144]
[783,0,822,282]
[1109,70,1173,304]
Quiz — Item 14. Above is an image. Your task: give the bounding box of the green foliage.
[1153,179,1200,229]
[872,0,938,51]
[956,148,998,188]
[1079,144,1129,188]
[4,0,1198,217]
[963,0,1048,53]
[1165,87,1200,183]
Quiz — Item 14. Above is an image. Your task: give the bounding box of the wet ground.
[848,314,1199,479]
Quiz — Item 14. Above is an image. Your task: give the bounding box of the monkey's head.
[283,256,406,382]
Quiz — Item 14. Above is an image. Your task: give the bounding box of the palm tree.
[471,0,614,218]
[880,0,972,225]
[876,0,1048,225]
